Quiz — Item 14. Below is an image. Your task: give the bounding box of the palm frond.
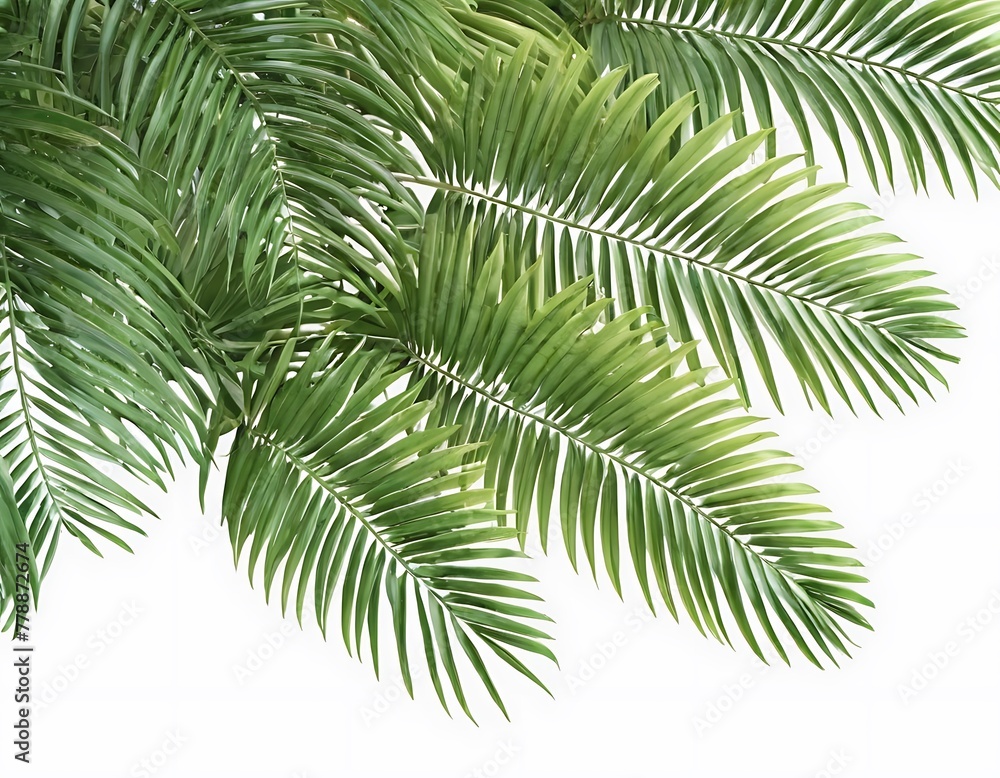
[0,60,211,601]
[0,0,970,706]
[562,0,1000,193]
[224,339,555,719]
[384,196,872,666]
[397,42,961,413]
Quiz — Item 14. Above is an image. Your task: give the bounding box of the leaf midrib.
[1,242,67,532]
[245,426,494,639]
[397,175,912,348]
[590,14,999,106]
[398,339,832,625]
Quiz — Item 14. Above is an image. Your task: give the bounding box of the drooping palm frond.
[14,0,446,507]
[380,196,873,667]
[0,61,212,600]
[396,42,961,413]
[223,339,556,719]
[554,0,1000,193]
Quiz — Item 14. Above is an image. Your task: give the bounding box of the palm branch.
[0,60,212,622]
[384,39,962,412]
[545,0,1000,193]
[380,194,872,668]
[224,339,554,719]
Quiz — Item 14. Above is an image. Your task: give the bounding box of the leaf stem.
[395,174,918,350]
[590,14,1000,106]
[0,240,66,533]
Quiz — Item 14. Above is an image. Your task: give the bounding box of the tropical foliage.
[0,0,990,717]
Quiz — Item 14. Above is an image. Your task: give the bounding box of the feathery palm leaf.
[384,197,873,667]
[47,0,422,336]
[557,0,1000,192]
[0,63,211,601]
[399,42,961,413]
[224,340,555,719]
[330,0,589,172]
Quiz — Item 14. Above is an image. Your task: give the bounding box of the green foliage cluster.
[2,0,992,717]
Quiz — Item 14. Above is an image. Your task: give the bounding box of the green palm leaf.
[559,0,1000,193]
[330,0,589,177]
[224,339,555,719]
[0,441,33,624]
[0,62,212,608]
[396,41,961,412]
[383,196,873,667]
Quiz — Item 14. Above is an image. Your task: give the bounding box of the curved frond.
[224,341,555,719]
[385,198,873,667]
[400,43,961,413]
[567,0,1000,192]
[0,62,212,605]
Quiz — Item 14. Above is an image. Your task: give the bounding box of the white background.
[5,141,1000,777]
